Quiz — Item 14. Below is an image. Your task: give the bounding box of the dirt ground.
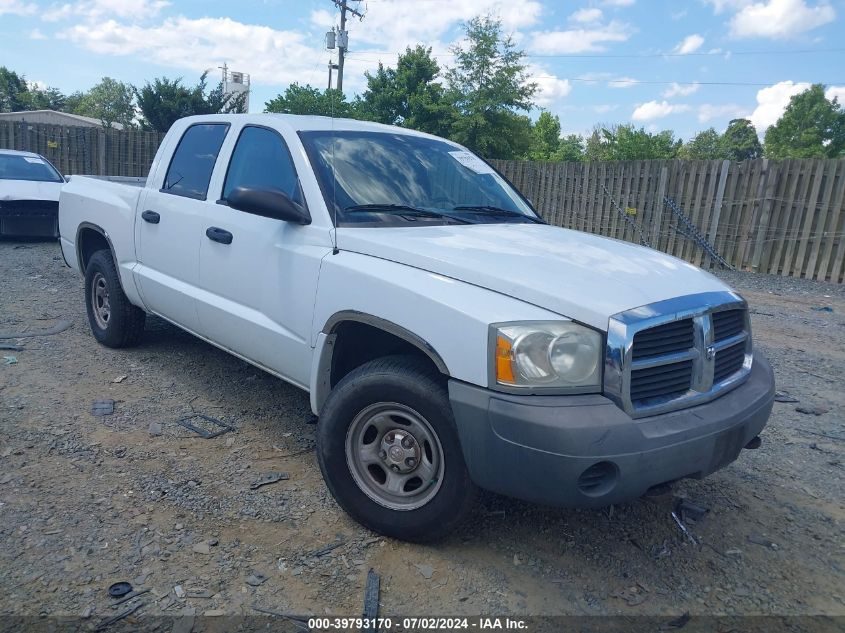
[0,240,843,631]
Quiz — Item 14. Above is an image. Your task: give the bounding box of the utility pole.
[329,0,363,93]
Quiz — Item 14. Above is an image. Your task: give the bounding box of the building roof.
[0,110,124,130]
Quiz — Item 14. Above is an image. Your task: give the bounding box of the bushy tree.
[444,15,537,159]
[135,72,247,132]
[358,45,455,136]
[0,67,29,112]
[74,77,135,128]
[764,84,845,158]
[529,111,561,160]
[585,124,680,161]
[557,134,585,162]
[265,83,354,118]
[679,128,724,160]
[721,118,761,161]
[0,67,66,112]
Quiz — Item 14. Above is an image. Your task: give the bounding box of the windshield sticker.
[23,157,45,164]
[448,151,494,175]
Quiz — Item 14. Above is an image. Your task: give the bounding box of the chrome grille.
[631,319,694,360]
[630,359,694,403]
[604,291,753,418]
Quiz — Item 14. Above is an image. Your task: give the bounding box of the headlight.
[492,321,603,391]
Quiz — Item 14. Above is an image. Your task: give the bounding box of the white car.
[0,149,64,238]
[58,114,775,541]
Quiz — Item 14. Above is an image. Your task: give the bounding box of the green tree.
[679,128,725,159]
[764,84,845,158]
[358,45,455,136]
[585,124,680,161]
[135,72,247,132]
[265,83,354,118]
[444,15,537,159]
[74,77,135,128]
[529,111,561,160]
[556,134,584,162]
[0,67,29,112]
[21,85,67,111]
[721,118,761,161]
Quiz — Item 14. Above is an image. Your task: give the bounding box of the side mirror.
[226,186,311,225]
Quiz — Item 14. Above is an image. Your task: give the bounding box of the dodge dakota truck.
[59,114,775,541]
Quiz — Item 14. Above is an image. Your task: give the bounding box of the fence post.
[751,160,779,272]
[97,130,106,175]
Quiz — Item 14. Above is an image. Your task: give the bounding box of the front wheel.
[317,356,476,542]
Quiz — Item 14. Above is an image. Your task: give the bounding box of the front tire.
[317,356,476,542]
[84,249,145,348]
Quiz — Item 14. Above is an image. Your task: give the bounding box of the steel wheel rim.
[91,272,111,330]
[345,402,445,511]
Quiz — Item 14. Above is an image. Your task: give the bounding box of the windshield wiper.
[344,204,472,224]
[452,205,545,224]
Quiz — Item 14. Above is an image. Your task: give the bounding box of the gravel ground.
[0,240,843,631]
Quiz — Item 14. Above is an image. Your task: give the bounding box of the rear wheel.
[317,355,475,542]
[84,249,145,348]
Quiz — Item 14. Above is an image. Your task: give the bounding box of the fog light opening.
[577,461,619,497]
[744,436,762,450]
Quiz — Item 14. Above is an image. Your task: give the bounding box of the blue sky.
[1,0,844,140]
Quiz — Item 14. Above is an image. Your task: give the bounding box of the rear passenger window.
[162,123,229,200]
[222,126,301,202]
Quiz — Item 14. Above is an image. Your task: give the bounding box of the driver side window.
[222,126,301,204]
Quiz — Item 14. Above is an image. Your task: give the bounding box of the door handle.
[206,226,233,245]
[141,210,160,224]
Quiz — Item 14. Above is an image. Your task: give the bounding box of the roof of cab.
[0,148,44,159]
[177,113,440,139]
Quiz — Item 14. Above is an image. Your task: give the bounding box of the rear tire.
[84,249,145,348]
[317,355,476,542]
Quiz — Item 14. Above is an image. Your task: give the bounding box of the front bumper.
[448,353,775,507]
[0,200,59,238]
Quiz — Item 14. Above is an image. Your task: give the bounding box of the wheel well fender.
[76,222,117,274]
[312,311,450,415]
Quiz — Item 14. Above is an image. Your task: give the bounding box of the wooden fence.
[492,158,845,283]
[0,121,165,178]
[2,121,843,282]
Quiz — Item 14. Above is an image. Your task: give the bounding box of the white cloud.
[663,82,700,98]
[698,103,747,123]
[594,104,618,113]
[0,0,36,16]
[727,0,836,39]
[529,21,633,53]
[44,0,170,21]
[570,8,603,23]
[675,33,704,54]
[826,86,845,103]
[604,0,635,6]
[29,28,47,39]
[526,64,572,107]
[60,17,324,87]
[749,80,810,130]
[607,77,637,88]
[631,100,690,121]
[312,0,543,53]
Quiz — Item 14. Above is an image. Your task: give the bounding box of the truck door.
[135,123,230,333]
[195,124,329,388]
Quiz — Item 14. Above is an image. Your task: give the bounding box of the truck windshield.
[0,154,63,183]
[299,130,540,226]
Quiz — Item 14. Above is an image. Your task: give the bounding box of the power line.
[345,47,845,61]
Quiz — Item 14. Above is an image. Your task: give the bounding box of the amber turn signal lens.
[495,335,516,384]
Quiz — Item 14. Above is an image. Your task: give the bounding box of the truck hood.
[338,223,730,330]
[0,180,62,202]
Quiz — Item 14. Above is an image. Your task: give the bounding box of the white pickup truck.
[59,114,775,541]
